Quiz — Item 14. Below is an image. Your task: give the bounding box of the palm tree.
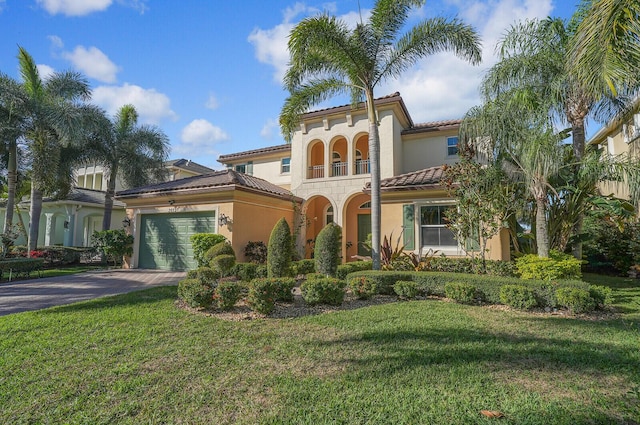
[15,47,94,253]
[570,0,640,97]
[84,104,169,230]
[279,0,481,269]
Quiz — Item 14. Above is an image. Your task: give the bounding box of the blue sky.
[0,0,578,170]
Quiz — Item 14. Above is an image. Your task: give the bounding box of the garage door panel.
[139,212,216,271]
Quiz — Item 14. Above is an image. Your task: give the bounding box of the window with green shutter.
[402,204,414,250]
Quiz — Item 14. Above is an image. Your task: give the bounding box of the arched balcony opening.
[354,134,370,175]
[307,140,325,179]
[330,137,348,177]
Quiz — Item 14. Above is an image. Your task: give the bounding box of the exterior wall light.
[218,213,231,227]
[122,217,132,228]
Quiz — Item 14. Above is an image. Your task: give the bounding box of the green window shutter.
[402,204,414,250]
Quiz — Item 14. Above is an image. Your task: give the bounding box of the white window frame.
[418,203,461,254]
[446,136,459,157]
[281,157,291,174]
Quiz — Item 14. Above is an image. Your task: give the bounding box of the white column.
[44,213,55,247]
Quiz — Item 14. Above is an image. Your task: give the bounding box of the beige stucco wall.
[401,130,460,173]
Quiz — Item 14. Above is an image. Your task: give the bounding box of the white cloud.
[47,35,64,49]
[36,0,112,16]
[92,83,177,124]
[172,119,229,158]
[260,118,279,140]
[36,64,55,81]
[62,46,120,83]
[205,93,219,110]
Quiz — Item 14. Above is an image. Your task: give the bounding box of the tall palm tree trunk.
[102,166,118,231]
[366,91,381,270]
[570,116,587,260]
[28,185,43,254]
[535,196,550,258]
[3,139,17,233]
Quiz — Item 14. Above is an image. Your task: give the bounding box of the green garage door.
[139,212,216,271]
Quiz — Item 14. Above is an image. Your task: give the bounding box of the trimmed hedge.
[444,282,477,304]
[515,251,582,280]
[178,278,215,308]
[213,281,241,311]
[314,223,342,277]
[268,218,292,278]
[0,258,45,279]
[499,285,538,310]
[210,254,236,277]
[190,233,226,268]
[556,287,596,313]
[347,276,378,300]
[428,257,517,277]
[336,261,373,279]
[233,262,268,282]
[300,277,346,306]
[292,259,316,276]
[393,280,419,300]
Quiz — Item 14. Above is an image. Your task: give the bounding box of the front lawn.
[1,277,639,424]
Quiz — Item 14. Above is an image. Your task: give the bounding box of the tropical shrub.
[90,229,133,266]
[555,287,596,313]
[292,259,316,276]
[444,282,477,304]
[213,281,241,311]
[190,233,226,268]
[583,217,640,274]
[244,240,268,264]
[268,218,292,278]
[499,284,538,310]
[393,280,419,299]
[178,278,215,308]
[515,250,582,280]
[589,285,613,307]
[314,223,342,276]
[210,254,236,277]
[300,277,346,306]
[347,276,378,300]
[247,278,278,314]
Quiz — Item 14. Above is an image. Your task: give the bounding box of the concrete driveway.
[0,269,185,316]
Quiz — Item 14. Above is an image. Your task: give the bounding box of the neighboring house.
[117,92,509,270]
[588,110,640,200]
[0,158,214,250]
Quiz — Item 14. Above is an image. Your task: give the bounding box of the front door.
[357,214,371,257]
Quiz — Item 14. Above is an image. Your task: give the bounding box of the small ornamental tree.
[91,229,134,267]
[314,223,342,277]
[190,233,226,268]
[267,217,292,278]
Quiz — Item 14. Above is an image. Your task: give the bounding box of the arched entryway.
[343,193,372,261]
[301,195,333,259]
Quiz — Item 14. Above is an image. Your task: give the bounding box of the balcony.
[331,161,348,177]
[307,165,324,179]
[354,159,370,175]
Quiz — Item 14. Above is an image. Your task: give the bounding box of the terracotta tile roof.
[402,119,462,135]
[165,158,215,174]
[365,166,445,191]
[116,169,301,202]
[217,144,291,163]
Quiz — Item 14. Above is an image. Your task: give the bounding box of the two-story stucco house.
[117,93,509,270]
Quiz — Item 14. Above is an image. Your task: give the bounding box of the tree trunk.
[102,165,118,230]
[3,139,17,234]
[365,90,381,270]
[570,116,586,260]
[28,184,43,254]
[535,196,549,258]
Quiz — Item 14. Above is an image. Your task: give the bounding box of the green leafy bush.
[589,285,613,307]
[251,277,296,302]
[247,278,278,314]
[90,229,134,266]
[394,280,419,299]
[205,242,236,263]
[0,258,45,279]
[499,285,538,310]
[213,281,241,311]
[428,257,517,277]
[292,259,316,276]
[347,276,378,300]
[444,282,477,304]
[515,250,582,280]
[336,261,373,279]
[583,217,640,274]
[210,254,236,277]
[233,263,259,282]
[300,277,346,306]
[555,287,596,313]
[268,218,292,278]
[314,223,342,277]
[255,265,268,279]
[178,278,215,308]
[190,233,227,268]
[244,240,268,264]
[186,266,219,284]
[345,271,414,295]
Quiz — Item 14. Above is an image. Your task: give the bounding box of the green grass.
[1,276,639,424]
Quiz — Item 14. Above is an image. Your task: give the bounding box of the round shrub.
[314,223,342,277]
[444,281,477,304]
[186,266,220,284]
[348,276,378,300]
[178,278,215,308]
[300,277,346,306]
[247,278,278,315]
[556,287,596,313]
[205,242,236,263]
[211,254,236,277]
[234,262,259,282]
[190,233,227,268]
[292,259,316,276]
[213,281,241,311]
[255,265,268,279]
[589,285,613,307]
[515,250,582,280]
[499,284,538,310]
[393,280,419,300]
[268,218,292,278]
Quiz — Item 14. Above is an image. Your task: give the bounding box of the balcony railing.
[307,165,324,179]
[331,161,348,177]
[355,159,370,175]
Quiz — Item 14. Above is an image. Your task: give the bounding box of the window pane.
[447,137,459,156]
[421,206,439,225]
[439,228,457,246]
[421,227,440,245]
